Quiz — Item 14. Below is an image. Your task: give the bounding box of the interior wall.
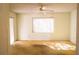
[70,9,77,44]
[17,12,70,40]
[0,4,10,54]
[77,4,79,55]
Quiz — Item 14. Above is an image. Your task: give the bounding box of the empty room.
[0,3,77,55]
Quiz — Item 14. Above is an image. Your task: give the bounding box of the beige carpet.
[9,40,76,55]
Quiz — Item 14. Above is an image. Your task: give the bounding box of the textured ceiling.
[10,3,77,13]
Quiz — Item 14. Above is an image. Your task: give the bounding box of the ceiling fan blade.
[38,3,54,13]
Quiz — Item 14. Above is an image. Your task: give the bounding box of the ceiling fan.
[39,4,54,12]
[40,4,45,11]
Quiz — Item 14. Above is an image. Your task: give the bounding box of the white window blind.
[9,17,15,45]
[33,18,54,33]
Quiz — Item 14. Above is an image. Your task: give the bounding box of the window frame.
[32,17,54,33]
[9,17,15,45]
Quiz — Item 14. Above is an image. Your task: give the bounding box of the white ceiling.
[10,3,77,13]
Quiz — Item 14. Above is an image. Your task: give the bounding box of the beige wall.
[70,9,77,44]
[0,4,17,55]
[17,12,70,40]
[0,4,10,54]
[77,4,79,55]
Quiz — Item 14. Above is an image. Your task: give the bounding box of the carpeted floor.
[9,40,76,55]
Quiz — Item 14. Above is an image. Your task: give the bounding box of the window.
[9,17,15,45]
[33,17,54,33]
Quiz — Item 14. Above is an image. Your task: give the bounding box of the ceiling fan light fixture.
[42,6,45,10]
[40,4,46,11]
